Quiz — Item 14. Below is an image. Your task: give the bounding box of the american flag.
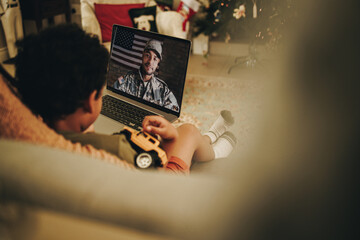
[110,29,160,70]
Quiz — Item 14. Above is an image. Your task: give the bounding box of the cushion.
[129,6,158,32]
[94,3,145,42]
[81,1,104,42]
[156,11,188,39]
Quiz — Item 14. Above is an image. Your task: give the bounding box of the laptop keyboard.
[101,95,155,130]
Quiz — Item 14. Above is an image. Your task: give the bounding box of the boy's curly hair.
[15,24,109,125]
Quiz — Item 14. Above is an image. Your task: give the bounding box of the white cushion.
[156,11,189,39]
[102,41,111,52]
[81,0,103,42]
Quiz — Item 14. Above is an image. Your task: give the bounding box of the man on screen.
[113,39,179,112]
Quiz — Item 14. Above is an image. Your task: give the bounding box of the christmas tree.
[193,0,296,47]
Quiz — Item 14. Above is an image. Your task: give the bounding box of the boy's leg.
[161,124,215,167]
[204,110,234,144]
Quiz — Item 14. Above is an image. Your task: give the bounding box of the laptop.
[94,25,191,134]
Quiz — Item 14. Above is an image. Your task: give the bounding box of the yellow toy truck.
[121,126,168,169]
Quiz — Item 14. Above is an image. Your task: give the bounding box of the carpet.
[173,73,264,151]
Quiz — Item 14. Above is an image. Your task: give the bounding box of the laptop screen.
[106,25,191,116]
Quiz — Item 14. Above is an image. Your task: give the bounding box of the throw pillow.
[94,3,146,42]
[129,6,158,32]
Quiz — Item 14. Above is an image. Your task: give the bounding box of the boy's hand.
[142,116,178,141]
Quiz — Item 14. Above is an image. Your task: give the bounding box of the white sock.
[204,110,234,144]
[212,132,237,159]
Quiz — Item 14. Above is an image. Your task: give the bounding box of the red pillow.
[94,3,145,42]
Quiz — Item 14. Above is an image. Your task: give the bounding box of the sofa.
[0,138,237,240]
[81,0,190,51]
[0,64,239,239]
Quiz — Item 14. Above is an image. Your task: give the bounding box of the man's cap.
[144,39,162,60]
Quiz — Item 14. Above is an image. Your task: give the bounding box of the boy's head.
[16,24,109,131]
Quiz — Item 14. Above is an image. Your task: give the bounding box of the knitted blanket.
[0,75,135,170]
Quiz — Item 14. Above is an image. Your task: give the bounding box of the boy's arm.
[142,115,178,141]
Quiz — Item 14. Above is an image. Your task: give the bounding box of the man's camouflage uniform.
[113,69,179,112]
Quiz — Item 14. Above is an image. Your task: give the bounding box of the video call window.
[106,26,190,113]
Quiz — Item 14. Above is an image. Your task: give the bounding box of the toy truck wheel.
[135,152,154,169]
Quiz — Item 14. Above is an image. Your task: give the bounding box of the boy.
[15,24,236,174]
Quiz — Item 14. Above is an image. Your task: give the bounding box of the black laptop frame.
[106,25,191,118]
